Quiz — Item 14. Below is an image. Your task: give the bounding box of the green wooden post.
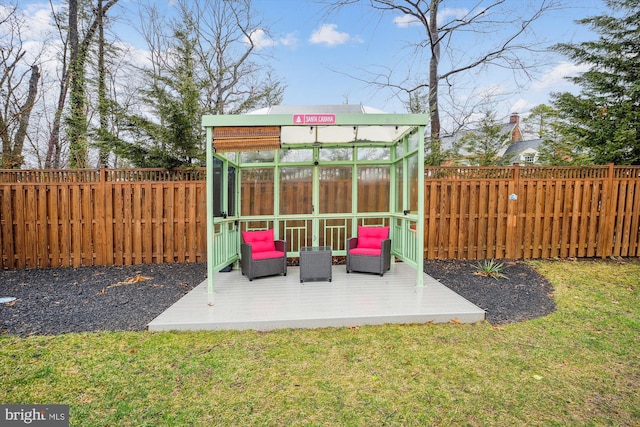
[312,148,320,245]
[205,127,215,296]
[274,150,281,240]
[351,147,358,236]
[389,144,397,256]
[416,125,426,287]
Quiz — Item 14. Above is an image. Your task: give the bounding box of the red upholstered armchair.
[240,229,287,281]
[346,226,391,276]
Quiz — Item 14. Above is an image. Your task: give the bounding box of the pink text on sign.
[293,114,336,125]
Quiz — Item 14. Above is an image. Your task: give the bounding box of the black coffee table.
[299,246,332,283]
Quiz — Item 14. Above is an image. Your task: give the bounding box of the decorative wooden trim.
[213,126,281,152]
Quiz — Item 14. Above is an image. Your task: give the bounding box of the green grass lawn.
[1,259,639,426]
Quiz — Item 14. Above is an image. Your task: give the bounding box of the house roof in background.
[503,138,543,157]
[440,121,519,157]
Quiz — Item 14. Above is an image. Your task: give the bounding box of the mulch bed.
[0,263,206,337]
[424,259,556,325]
[0,260,555,337]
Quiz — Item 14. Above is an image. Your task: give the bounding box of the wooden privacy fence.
[424,164,640,260]
[0,168,207,269]
[1,164,639,269]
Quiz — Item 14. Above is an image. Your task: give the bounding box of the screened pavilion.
[148,105,486,331]
[203,105,429,293]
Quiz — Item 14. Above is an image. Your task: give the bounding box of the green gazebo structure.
[202,105,429,295]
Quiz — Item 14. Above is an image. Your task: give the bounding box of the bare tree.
[0,3,42,169]
[44,1,70,168]
[325,0,561,164]
[178,0,285,114]
[109,0,284,167]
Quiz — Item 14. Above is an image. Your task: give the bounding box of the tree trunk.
[97,0,109,167]
[45,33,70,169]
[427,0,442,165]
[45,88,66,169]
[67,0,89,168]
[3,65,41,169]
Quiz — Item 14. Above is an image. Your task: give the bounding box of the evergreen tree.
[111,0,284,168]
[114,26,204,168]
[551,0,640,165]
[455,111,511,166]
[524,104,592,166]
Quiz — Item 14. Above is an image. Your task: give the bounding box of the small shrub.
[474,259,508,279]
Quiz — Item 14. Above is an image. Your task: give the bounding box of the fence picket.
[476,181,488,259]
[467,181,478,259]
[125,185,134,265]
[577,181,591,258]
[448,181,460,258]
[586,181,601,258]
[425,181,438,259]
[113,184,124,265]
[132,184,142,264]
[629,180,640,256]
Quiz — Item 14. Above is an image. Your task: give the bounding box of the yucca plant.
[474,259,508,279]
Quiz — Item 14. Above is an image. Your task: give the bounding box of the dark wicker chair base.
[241,240,287,281]
[346,238,391,276]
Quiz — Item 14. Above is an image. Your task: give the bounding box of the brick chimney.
[509,112,521,141]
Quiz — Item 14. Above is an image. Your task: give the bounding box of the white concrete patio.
[148,262,485,332]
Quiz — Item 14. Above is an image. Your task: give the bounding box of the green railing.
[236,214,418,267]
[392,217,418,268]
[211,221,239,269]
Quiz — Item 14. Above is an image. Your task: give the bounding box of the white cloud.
[394,7,469,28]
[309,24,351,46]
[279,32,300,48]
[114,41,152,69]
[504,61,590,115]
[245,28,276,49]
[510,98,535,115]
[472,83,510,99]
[438,8,469,25]
[244,29,300,50]
[0,3,58,67]
[2,3,54,41]
[531,61,590,91]
[393,14,420,28]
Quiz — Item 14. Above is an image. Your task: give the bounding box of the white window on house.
[523,154,535,164]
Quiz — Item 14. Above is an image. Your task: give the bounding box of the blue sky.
[249,0,607,121]
[13,0,608,131]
